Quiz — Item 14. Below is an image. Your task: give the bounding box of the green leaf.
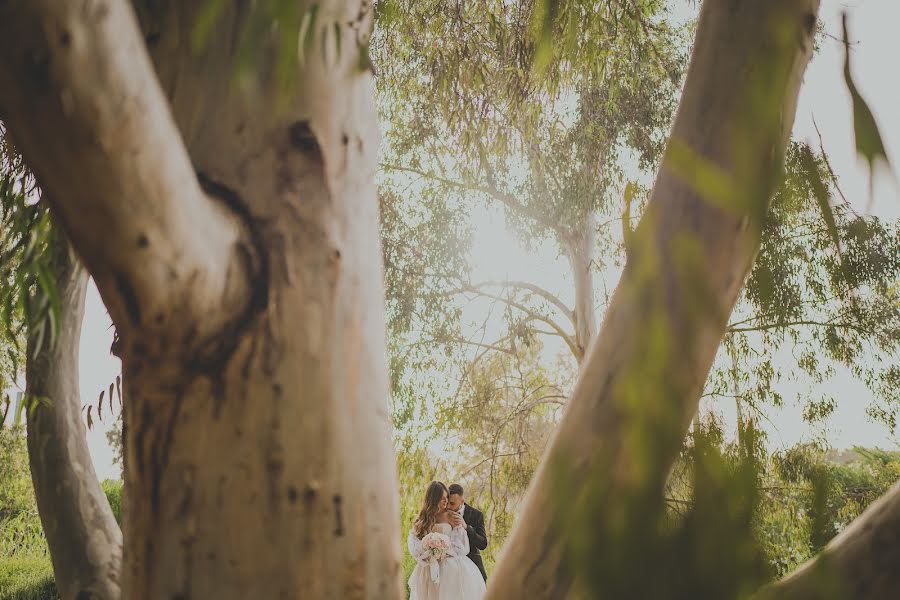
[665,140,742,212]
[622,180,637,255]
[192,0,228,50]
[530,0,560,78]
[842,13,893,192]
[34,260,61,350]
[297,4,320,65]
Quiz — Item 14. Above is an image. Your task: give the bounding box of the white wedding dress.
[407,522,487,600]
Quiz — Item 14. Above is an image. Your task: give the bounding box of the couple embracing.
[407,482,488,600]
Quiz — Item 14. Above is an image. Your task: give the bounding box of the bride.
[407,481,487,600]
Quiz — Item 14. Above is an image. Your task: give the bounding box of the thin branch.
[727,319,875,336]
[454,286,580,357]
[450,280,574,324]
[381,162,560,233]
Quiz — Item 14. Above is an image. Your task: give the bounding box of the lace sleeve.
[407,529,431,562]
[448,524,470,557]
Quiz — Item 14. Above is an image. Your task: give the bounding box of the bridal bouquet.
[421,532,451,584]
[421,532,451,561]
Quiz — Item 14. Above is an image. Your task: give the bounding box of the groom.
[446,483,488,581]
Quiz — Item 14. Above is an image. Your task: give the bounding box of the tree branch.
[0,0,259,361]
[453,286,580,358]
[381,162,560,233]
[451,280,574,324]
[727,319,875,336]
[760,480,900,600]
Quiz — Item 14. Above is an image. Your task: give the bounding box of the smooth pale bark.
[760,480,900,600]
[0,0,258,363]
[3,0,400,598]
[26,234,122,600]
[565,214,598,361]
[487,1,820,598]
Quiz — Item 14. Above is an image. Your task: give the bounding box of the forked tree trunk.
[486,0,820,597]
[26,232,122,600]
[0,1,400,598]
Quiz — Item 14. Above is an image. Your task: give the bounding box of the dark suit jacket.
[461,504,488,581]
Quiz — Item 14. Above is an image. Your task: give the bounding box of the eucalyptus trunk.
[566,213,598,362]
[486,0,820,597]
[26,232,122,600]
[0,1,400,598]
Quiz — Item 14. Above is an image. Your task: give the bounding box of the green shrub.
[101,480,122,524]
[1,428,48,560]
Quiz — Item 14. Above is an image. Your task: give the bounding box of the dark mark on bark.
[305,485,318,502]
[341,133,349,146]
[288,485,299,503]
[60,31,71,48]
[134,402,152,478]
[150,388,187,516]
[25,51,50,91]
[288,121,322,159]
[137,233,149,248]
[804,13,817,35]
[114,270,142,325]
[333,494,344,536]
[191,173,269,377]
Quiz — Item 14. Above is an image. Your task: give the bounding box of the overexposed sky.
[77,0,898,481]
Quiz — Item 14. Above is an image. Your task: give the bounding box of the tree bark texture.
[26,233,122,600]
[486,0,820,597]
[1,0,400,598]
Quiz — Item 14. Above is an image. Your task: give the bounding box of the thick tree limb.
[0,0,258,362]
[760,479,900,600]
[486,0,820,597]
[26,232,122,600]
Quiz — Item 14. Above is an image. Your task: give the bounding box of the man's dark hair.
[448,483,464,496]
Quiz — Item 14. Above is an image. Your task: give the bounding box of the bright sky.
[75,0,898,481]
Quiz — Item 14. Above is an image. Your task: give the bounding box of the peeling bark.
[26,232,122,600]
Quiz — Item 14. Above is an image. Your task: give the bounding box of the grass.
[0,556,57,600]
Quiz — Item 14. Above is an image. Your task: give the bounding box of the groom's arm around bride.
[448,483,488,581]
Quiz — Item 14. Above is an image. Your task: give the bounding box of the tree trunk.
[486,1,819,597]
[1,1,400,598]
[566,213,598,361]
[760,480,900,600]
[26,232,122,600]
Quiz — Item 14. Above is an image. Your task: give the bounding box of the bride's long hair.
[413,481,449,539]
